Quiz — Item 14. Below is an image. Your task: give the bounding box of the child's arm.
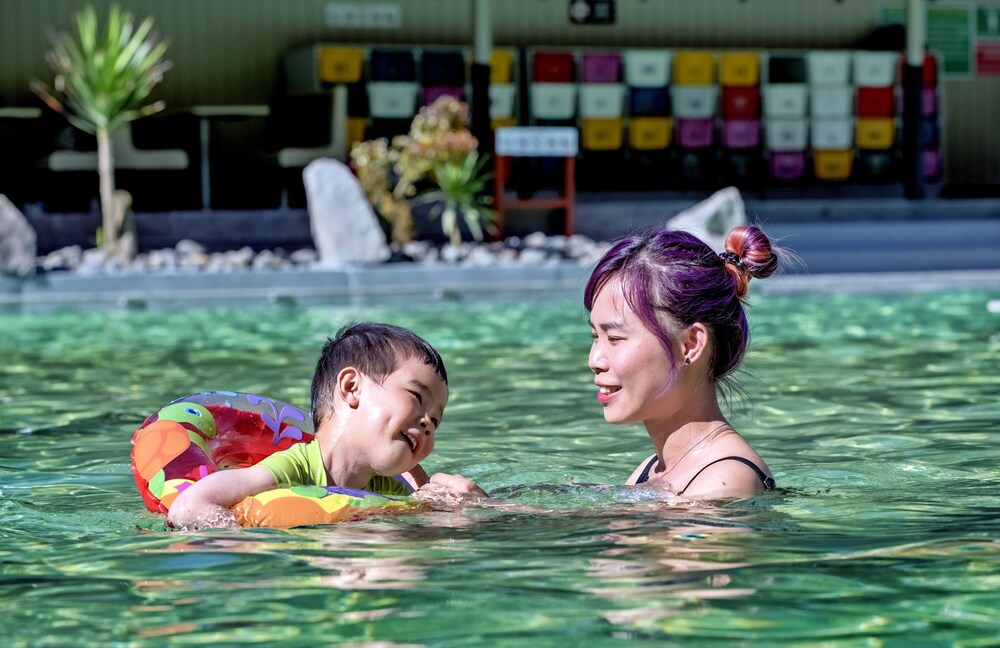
[167,466,277,530]
[400,463,431,489]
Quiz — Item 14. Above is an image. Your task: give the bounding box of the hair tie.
[719,251,745,272]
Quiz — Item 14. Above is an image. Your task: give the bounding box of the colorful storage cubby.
[766,118,808,151]
[856,86,894,117]
[579,84,626,118]
[581,118,624,150]
[856,150,895,183]
[856,118,895,150]
[370,49,417,81]
[806,51,851,86]
[367,82,419,118]
[630,87,670,116]
[723,119,760,149]
[811,118,853,150]
[422,86,464,106]
[491,49,514,84]
[671,86,719,119]
[768,55,807,84]
[722,86,760,119]
[422,50,466,86]
[763,84,808,117]
[770,151,806,181]
[853,52,898,87]
[530,83,577,121]
[533,51,575,83]
[813,149,853,181]
[810,86,853,118]
[674,51,715,85]
[629,117,672,149]
[581,52,621,83]
[719,52,760,87]
[676,118,714,149]
[319,47,364,84]
[624,49,671,87]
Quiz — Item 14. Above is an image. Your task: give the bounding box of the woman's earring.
[684,357,691,365]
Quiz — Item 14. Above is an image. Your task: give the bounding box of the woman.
[585,225,778,499]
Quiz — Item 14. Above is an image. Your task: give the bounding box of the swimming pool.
[2,288,998,645]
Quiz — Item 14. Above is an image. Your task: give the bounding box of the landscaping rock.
[303,158,391,266]
[0,194,37,276]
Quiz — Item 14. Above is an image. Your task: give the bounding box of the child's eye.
[431,418,439,428]
[410,391,423,403]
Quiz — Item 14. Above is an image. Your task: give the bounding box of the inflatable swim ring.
[130,391,420,528]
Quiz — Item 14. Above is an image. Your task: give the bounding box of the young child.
[168,322,484,529]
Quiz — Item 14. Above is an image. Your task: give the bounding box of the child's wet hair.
[311,322,447,426]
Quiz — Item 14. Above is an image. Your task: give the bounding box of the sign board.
[976,41,1000,75]
[495,127,579,157]
[569,0,616,25]
[976,5,1000,76]
[977,6,1000,37]
[879,3,973,77]
[325,2,401,29]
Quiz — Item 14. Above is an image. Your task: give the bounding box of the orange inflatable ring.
[130,391,420,528]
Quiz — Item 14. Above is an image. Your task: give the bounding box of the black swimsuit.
[635,455,776,493]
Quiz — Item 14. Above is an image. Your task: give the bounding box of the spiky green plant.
[413,151,496,246]
[31,4,171,255]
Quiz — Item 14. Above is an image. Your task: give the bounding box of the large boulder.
[666,186,747,253]
[302,158,390,267]
[0,194,37,276]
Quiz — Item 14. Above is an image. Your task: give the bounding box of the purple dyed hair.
[584,225,778,387]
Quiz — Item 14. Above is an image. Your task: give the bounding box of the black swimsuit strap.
[679,456,776,494]
[635,455,774,492]
[635,455,659,484]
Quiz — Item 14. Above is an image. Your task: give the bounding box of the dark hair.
[584,225,778,388]
[311,322,448,427]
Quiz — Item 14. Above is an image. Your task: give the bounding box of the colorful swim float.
[130,391,420,528]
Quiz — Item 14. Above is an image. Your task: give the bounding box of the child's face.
[358,356,449,476]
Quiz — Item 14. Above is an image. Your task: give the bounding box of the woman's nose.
[589,343,607,374]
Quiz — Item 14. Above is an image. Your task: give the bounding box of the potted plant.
[351,95,496,246]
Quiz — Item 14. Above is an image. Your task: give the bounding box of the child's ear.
[336,367,362,409]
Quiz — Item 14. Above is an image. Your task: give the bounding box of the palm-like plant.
[31,4,171,255]
[414,151,496,245]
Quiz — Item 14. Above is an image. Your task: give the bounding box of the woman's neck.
[644,398,728,465]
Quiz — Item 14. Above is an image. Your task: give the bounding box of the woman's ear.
[336,367,362,409]
[681,323,710,366]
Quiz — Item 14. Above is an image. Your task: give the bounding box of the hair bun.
[722,225,779,298]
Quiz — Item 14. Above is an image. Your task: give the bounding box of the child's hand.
[411,473,487,510]
[428,472,487,497]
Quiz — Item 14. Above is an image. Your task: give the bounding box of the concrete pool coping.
[2,264,998,314]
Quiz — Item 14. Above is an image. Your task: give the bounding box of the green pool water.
[2,289,999,646]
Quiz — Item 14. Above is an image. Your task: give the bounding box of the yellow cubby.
[855,118,895,150]
[491,117,517,130]
[629,117,673,150]
[318,47,364,84]
[347,117,368,148]
[491,50,514,84]
[674,51,715,85]
[582,118,624,150]
[813,149,854,180]
[719,52,760,87]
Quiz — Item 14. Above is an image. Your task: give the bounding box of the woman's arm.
[167,465,277,530]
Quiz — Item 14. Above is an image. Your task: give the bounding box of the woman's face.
[587,278,675,425]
